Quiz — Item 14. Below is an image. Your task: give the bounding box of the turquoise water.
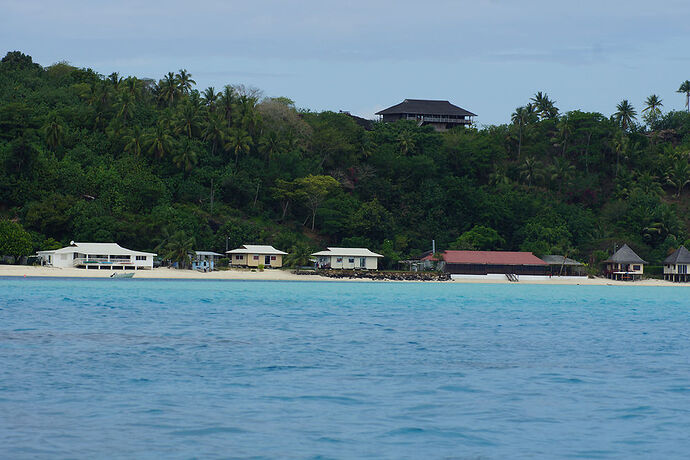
[1,278,689,459]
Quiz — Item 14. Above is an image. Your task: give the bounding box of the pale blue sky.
[2,0,689,125]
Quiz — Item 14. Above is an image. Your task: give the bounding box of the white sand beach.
[1,265,688,286]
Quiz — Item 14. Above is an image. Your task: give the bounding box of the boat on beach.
[110,272,135,279]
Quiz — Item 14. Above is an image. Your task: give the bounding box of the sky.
[2,0,690,125]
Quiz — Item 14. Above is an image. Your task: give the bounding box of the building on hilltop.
[603,244,646,281]
[376,99,476,132]
[663,246,690,282]
[36,242,155,270]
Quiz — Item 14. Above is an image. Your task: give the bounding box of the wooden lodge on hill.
[663,246,690,282]
[603,244,646,281]
[427,250,548,275]
[376,99,476,132]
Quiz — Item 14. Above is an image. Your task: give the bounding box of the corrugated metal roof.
[376,99,476,117]
[441,250,547,265]
[541,255,585,266]
[37,242,155,256]
[604,244,646,264]
[311,247,383,258]
[664,246,690,264]
[226,245,287,255]
[194,251,224,256]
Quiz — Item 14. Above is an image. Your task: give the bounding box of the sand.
[1,265,688,287]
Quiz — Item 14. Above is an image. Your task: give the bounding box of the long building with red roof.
[425,250,549,275]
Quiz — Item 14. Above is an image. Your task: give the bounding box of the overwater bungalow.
[226,245,287,268]
[603,244,646,281]
[36,241,155,270]
[663,246,690,282]
[541,255,586,277]
[312,248,383,270]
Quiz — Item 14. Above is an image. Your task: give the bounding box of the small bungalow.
[227,245,287,268]
[541,255,586,277]
[37,241,155,270]
[663,246,690,282]
[603,244,646,281]
[191,251,223,271]
[435,250,549,275]
[312,247,383,270]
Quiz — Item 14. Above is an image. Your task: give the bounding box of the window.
[253,255,260,260]
[271,256,277,261]
[632,265,641,271]
[336,257,343,263]
[235,255,243,260]
[348,258,355,263]
[136,256,146,261]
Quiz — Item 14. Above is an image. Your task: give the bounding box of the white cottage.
[37,242,156,270]
[227,245,288,268]
[311,247,383,270]
[663,246,690,282]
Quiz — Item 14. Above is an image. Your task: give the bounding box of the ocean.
[1,277,689,459]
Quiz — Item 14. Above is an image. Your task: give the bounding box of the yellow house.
[226,245,288,268]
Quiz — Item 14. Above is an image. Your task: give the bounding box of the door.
[265,255,271,265]
[360,257,366,268]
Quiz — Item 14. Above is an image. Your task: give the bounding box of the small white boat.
[110,272,135,279]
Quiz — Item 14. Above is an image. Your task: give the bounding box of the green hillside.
[2,51,690,268]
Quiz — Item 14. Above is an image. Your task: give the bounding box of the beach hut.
[36,241,156,270]
[603,244,646,281]
[311,247,383,270]
[663,246,690,282]
[541,255,586,276]
[226,245,287,268]
[191,251,223,271]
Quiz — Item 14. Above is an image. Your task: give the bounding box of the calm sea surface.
[1,278,689,459]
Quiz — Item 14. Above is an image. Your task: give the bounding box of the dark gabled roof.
[376,99,476,117]
[604,244,646,264]
[541,255,584,266]
[664,246,690,264]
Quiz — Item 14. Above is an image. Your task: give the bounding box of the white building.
[37,242,156,270]
[227,245,288,268]
[312,247,383,270]
[663,246,690,282]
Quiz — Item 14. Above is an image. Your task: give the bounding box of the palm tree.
[642,94,663,125]
[175,69,196,95]
[283,242,314,268]
[107,72,123,90]
[530,92,558,119]
[144,123,174,159]
[667,158,690,197]
[556,114,572,157]
[175,103,202,138]
[520,156,544,188]
[224,128,251,166]
[202,113,225,155]
[161,231,195,269]
[397,131,416,155]
[550,157,575,194]
[202,86,218,110]
[634,171,664,196]
[259,130,284,164]
[611,131,628,177]
[614,100,637,131]
[172,140,199,173]
[116,91,136,123]
[43,115,64,152]
[123,126,144,156]
[157,72,179,107]
[677,80,690,112]
[511,106,529,159]
[218,85,236,126]
[123,76,140,98]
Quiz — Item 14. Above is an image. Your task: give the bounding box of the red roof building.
[433,250,548,275]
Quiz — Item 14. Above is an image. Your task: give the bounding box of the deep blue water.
[1,278,689,459]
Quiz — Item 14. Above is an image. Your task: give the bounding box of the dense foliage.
[2,51,690,268]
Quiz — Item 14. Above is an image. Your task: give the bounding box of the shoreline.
[0,265,688,286]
